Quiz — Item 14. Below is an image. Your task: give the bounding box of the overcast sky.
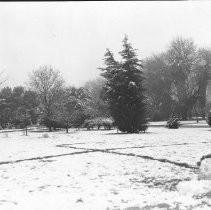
[1,1,211,87]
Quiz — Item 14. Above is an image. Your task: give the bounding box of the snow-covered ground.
[0,126,211,210]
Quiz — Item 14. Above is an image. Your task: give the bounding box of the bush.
[83,117,114,130]
[102,118,113,130]
[166,116,180,129]
[207,112,211,126]
[83,119,95,130]
[39,118,67,131]
[139,124,148,133]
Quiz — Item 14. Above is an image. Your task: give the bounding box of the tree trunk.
[49,126,52,132]
[25,125,28,136]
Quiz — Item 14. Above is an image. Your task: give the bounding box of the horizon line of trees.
[0,35,211,132]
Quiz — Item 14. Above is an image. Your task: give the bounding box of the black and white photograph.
[0,1,211,210]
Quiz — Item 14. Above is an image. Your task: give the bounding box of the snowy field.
[0,124,211,210]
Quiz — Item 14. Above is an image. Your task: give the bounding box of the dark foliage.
[71,111,87,128]
[166,116,181,129]
[0,86,39,129]
[100,36,148,133]
[40,117,68,131]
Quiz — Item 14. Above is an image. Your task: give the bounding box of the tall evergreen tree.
[100,36,148,133]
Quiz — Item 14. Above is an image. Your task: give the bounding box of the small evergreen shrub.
[166,116,180,129]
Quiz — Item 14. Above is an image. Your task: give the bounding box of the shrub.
[101,118,114,130]
[93,118,103,130]
[83,117,114,130]
[39,118,67,131]
[139,124,148,133]
[83,119,95,130]
[166,116,180,129]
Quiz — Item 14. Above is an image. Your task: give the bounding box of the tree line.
[0,36,210,133]
[0,68,110,132]
[145,37,211,121]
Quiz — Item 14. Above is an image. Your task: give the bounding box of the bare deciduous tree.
[29,66,65,131]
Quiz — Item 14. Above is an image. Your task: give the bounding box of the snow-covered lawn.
[0,126,211,210]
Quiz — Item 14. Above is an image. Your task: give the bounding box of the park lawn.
[0,125,211,210]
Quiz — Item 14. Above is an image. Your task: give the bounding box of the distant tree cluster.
[0,36,210,133]
[144,37,211,121]
[0,66,110,132]
[28,66,107,132]
[0,86,38,129]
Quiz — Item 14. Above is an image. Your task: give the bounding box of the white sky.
[1,1,211,87]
